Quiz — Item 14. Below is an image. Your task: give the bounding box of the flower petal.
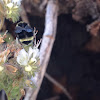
[17,49,28,66]
[32,48,39,58]
[28,47,33,60]
[6,3,13,8]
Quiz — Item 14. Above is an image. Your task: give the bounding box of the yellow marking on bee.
[19,36,33,42]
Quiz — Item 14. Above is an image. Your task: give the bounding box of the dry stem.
[30,0,58,99]
[45,73,72,100]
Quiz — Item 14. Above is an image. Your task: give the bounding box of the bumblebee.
[15,22,34,45]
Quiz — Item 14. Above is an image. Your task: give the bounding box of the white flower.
[17,49,28,66]
[17,47,40,66]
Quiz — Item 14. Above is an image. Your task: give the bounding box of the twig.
[45,73,73,100]
[39,0,48,11]
[44,95,59,100]
[24,88,34,100]
[30,0,59,99]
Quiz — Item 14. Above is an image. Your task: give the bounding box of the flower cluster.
[0,0,41,99]
[0,30,41,99]
[5,0,22,22]
[0,0,22,30]
[17,46,40,75]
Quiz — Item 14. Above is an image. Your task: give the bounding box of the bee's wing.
[25,25,33,33]
[15,26,23,33]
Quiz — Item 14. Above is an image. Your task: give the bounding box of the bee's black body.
[15,22,33,45]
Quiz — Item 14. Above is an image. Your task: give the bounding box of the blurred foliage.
[0,0,20,30]
[0,32,14,43]
[0,27,40,99]
[0,69,24,100]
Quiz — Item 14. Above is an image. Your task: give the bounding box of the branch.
[45,73,73,100]
[44,95,59,100]
[24,88,33,100]
[30,0,59,99]
[39,0,48,11]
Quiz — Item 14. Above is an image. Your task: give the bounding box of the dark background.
[5,13,100,100]
[29,14,100,100]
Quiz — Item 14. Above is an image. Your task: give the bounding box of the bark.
[24,0,59,99]
[30,0,58,99]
